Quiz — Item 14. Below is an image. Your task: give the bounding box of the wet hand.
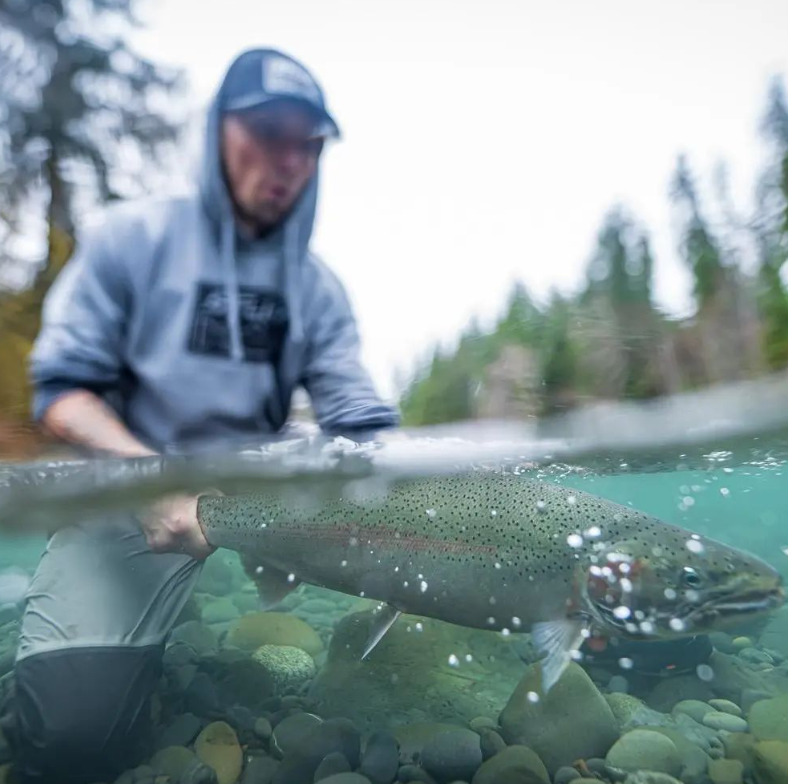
[140,493,216,560]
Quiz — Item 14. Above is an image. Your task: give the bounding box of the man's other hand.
[140,493,215,560]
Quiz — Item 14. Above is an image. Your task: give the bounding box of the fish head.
[581,531,785,640]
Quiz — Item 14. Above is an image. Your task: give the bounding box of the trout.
[197,472,785,690]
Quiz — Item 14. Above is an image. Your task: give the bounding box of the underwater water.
[0,425,787,784]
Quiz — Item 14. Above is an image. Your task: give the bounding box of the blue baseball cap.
[221,49,340,139]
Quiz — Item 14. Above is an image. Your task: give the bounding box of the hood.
[197,50,326,356]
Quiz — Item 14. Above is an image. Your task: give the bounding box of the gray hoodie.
[29,68,399,452]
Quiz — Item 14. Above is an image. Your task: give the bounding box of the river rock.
[397,764,437,783]
[707,758,744,784]
[359,731,400,784]
[305,718,362,769]
[748,693,788,741]
[203,598,241,625]
[316,776,372,784]
[151,745,217,783]
[271,712,323,758]
[170,621,219,655]
[309,611,520,731]
[622,774,682,784]
[553,766,581,783]
[314,752,351,781]
[156,712,203,750]
[671,700,713,723]
[499,662,618,774]
[393,723,465,765]
[707,699,742,717]
[420,729,482,782]
[477,728,506,760]
[252,645,316,694]
[752,740,788,784]
[227,612,323,656]
[241,755,280,784]
[470,745,549,784]
[702,711,748,733]
[194,721,243,784]
[605,730,681,778]
[646,675,713,712]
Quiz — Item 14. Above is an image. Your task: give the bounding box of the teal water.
[0,439,787,783]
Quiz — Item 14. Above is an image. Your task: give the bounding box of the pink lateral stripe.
[277,521,498,555]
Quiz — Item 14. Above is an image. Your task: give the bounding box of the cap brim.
[223,94,340,139]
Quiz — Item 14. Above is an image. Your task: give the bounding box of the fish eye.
[681,567,703,588]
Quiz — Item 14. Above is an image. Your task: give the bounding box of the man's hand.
[139,493,215,560]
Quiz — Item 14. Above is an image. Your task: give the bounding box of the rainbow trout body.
[197,473,784,690]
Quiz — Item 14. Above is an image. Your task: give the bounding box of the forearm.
[41,389,155,458]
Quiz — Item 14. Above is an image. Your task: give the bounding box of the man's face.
[221,103,323,232]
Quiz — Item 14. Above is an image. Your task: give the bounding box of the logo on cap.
[263,56,321,105]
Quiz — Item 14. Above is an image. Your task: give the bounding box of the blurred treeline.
[401,79,788,426]
[0,0,182,455]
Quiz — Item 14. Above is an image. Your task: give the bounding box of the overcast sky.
[131,0,788,399]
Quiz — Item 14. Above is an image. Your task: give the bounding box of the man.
[10,48,398,783]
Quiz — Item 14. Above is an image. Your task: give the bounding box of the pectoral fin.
[531,619,588,693]
[361,603,402,660]
[239,553,301,609]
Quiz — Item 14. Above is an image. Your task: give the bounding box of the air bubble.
[420,580,428,593]
[670,618,686,632]
[697,664,715,682]
[619,657,634,670]
[465,654,473,663]
[686,539,705,554]
[526,691,540,703]
[255,566,264,574]
[287,573,296,583]
[340,560,348,568]
[566,533,583,548]
[613,606,631,620]
[720,488,730,497]
[426,509,436,518]
[448,654,459,667]
[512,616,522,628]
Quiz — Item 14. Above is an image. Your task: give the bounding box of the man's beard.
[233,197,295,239]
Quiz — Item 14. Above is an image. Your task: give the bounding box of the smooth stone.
[720,732,757,768]
[397,765,437,783]
[227,613,323,656]
[254,717,273,740]
[252,645,316,695]
[622,774,682,784]
[702,712,749,733]
[708,633,737,654]
[273,755,320,784]
[150,745,217,783]
[478,728,506,760]
[741,689,773,714]
[468,717,497,733]
[646,675,713,713]
[708,699,743,717]
[470,745,549,784]
[359,731,400,784]
[156,713,203,750]
[393,724,462,765]
[170,621,219,655]
[241,755,281,784]
[316,776,373,784]
[271,712,323,759]
[314,752,351,782]
[184,672,222,715]
[748,694,788,741]
[732,637,753,649]
[194,721,243,784]
[499,662,618,775]
[164,641,200,668]
[671,700,713,723]
[605,730,681,778]
[707,758,744,784]
[304,718,363,770]
[420,730,482,783]
[753,740,788,783]
[203,598,241,625]
[738,647,774,665]
[553,767,581,783]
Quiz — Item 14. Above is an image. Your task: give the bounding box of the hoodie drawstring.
[221,220,245,362]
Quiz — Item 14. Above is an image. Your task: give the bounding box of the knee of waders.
[12,645,163,783]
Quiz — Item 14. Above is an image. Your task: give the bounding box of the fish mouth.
[701,585,785,619]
